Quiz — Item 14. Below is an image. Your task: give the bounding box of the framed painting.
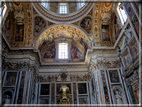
[40,84,50,95]
[4,72,18,87]
[102,25,110,41]
[109,70,120,83]
[78,83,87,94]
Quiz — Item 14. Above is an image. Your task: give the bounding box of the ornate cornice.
[32,3,94,24]
[38,72,90,82]
[90,58,121,71]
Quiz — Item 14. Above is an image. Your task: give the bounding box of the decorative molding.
[90,58,121,71]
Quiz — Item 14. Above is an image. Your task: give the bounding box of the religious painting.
[38,39,47,51]
[124,3,139,38]
[101,70,110,104]
[102,25,110,41]
[40,84,50,95]
[57,31,70,37]
[4,72,17,87]
[40,99,49,104]
[109,70,120,83]
[3,13,11,40]
[17,71,26,104]
[80,38,88,51]
[114,15,122,40]
[56,83,71,95]
[80,17,91,33]
[78,83,87,94]
[79,97,88,104]
[44,44,56,58]
[15,24,24,41]
[71,45,83,59]
[35,16,46,34]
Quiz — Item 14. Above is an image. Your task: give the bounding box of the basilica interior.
[0,1,141,106]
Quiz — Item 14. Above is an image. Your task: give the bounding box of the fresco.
[40,84,50,95]
[80,17,91,33]
[38,39,47,51]
[44,44,55,58]
[71,45,83,59]
[125,3,139,38]
[114,15,122,40]
[102,25,110,41]
[78,83,87,94]
[4,72,17,87]
[35,16,46,34]
[15,24,24,41]
[57,31,70,37]
[109,70,120,83]
[3,13,11,40]
[80,38,88,51]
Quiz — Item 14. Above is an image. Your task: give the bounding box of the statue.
[124,28,132,39]
[57,85,72,104]
[5,95,10,104]
[115,90,123,104]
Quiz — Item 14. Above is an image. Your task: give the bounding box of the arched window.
[58,43,68,59]
[41,0,49,10]
[59,3,68,14]
[117,3,127,25]
[77,0,85,10]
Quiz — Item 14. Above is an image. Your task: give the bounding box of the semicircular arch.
[35,24,91,50]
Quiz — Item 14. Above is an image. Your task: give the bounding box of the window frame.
[59,3,68,14]
[58,43,68,60]
[117,3,128,25]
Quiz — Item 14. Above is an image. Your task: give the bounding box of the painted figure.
[71,46,83,59]
[35,16,46,34]
[44,44,55,58]
[15,24,24,41]
[102,25,110,41]
[102,26,106,40]
[81,17,91,33]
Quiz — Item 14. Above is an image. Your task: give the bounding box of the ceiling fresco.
[2,2,121,65]
[35,25,89,49]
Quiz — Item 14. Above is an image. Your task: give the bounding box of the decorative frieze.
[90,58,121,70]
[38,72,89,82]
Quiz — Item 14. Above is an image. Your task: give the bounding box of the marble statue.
[115,90,123,104]
[124,28,132,39]
[5,95,10,104]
